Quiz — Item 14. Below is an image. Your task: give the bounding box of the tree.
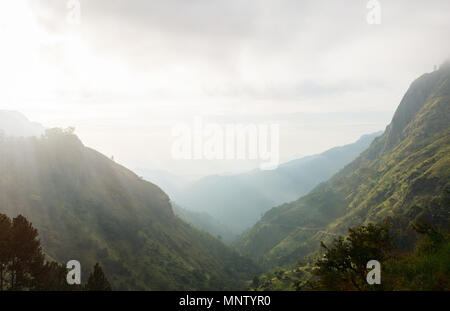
[313,223,393,290]
[8,215,45,290]
[33,261,81,291]
[251,275,260,288]
[382,221,449,290]
[0,214,12,291]
[85,263,112,291]
[0,213,84,290]
[0,213,112,291]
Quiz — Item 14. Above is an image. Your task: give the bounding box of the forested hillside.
[172,204,236,242]
[0,128,259,290]
[237,62,450,269]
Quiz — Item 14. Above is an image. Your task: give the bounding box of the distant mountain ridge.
[236,62,450,268]
[149,132,382,233]
[0,110,45,137]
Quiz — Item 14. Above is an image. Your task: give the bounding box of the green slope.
[237,62,450,269]
[0,128,259,290]
[172,204,237,243]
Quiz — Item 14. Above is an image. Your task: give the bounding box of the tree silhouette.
[313,223,393,290]
[0,214,12,291]
[85,263,112,291]
[33,261,80,291]
[0,213,110,291]
[8,215,45,290]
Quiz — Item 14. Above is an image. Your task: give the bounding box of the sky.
[1,0,449,178]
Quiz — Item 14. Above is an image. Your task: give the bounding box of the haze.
[1,0,449,177]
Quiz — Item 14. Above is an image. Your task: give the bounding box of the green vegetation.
[0,213,48,291]
[172,204,237,242]
[0,213,110,291]
[250,264,313,291]
[251,222,449,291]
[312,223,394,290]
[86,263,112,291]
[0,129,259,290]
[382,222,450,290]
[237,63,450,271]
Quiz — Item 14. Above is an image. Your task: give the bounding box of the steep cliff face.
[237,64,450,268]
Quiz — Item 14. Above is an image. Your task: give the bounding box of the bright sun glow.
[1,0,449,177]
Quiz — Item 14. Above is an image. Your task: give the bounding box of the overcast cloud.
[1,0,449,177]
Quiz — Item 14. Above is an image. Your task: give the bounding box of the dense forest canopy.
[0,129,259,290]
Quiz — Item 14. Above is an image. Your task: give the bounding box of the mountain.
[161,132,381,233]
[0,127,259,290]
[236,62,450,269]
[172,204,237,243]
[0,110,45,137]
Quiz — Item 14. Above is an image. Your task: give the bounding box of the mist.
[1,0,449,177]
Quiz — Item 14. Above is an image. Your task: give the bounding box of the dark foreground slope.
[0,128,258,290]
[237,63,450,268]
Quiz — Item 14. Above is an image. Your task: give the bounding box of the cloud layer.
[1,0,449,176]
